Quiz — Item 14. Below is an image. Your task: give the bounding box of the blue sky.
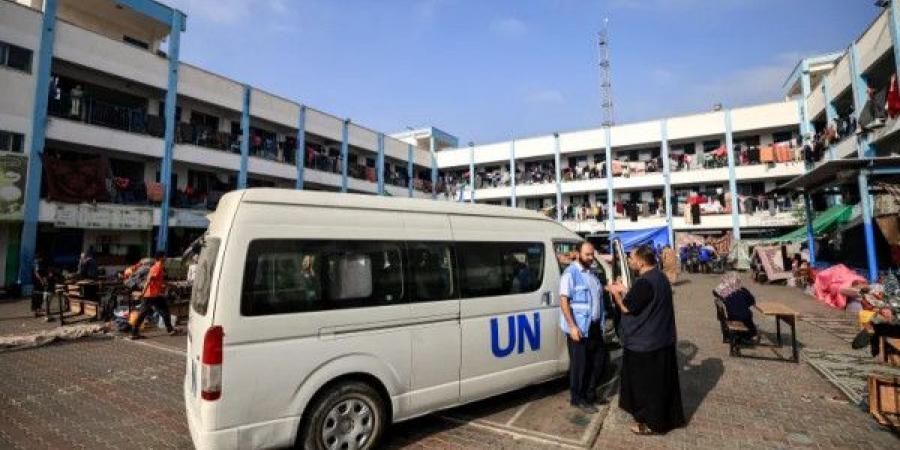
[165,0,876,145]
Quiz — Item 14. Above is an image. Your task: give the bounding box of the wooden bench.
[714,298,752,357]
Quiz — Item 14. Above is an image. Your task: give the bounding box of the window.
[772,131,793,144]
[123,35,149,50]
[191,238,221,316]
[408,242,455,301]
[457,242,544,298]
[0,131,24,153]
[241,240,404,316]
[702,140,721,152]
[0,41,32,72]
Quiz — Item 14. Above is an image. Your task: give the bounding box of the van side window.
[408,242,455,301]
[241,240,404,316]
[190,238,220,316]
[456,242,544,298]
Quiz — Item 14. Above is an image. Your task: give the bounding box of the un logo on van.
[490,313,541,358]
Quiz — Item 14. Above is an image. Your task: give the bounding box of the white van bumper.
[186,400,299,449]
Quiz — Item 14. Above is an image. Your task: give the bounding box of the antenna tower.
[598,18,614,128]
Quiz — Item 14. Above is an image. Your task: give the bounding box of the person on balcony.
[69,85,84,119]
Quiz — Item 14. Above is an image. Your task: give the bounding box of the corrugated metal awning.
[770,156,900,194]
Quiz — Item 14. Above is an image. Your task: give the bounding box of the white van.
[185,189,630,450]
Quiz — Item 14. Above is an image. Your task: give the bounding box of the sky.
[163,0,876,145]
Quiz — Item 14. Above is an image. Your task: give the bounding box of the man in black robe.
[608,245,685,435]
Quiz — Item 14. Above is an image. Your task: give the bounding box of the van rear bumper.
[186,398,299,449]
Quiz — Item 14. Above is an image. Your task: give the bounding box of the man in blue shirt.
[559,241,608,414]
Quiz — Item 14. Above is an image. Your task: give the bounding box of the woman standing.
[608,245,685,435]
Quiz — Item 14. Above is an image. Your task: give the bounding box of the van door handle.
[541,291,552,306]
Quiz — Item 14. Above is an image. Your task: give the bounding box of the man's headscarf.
[715,272,742,298]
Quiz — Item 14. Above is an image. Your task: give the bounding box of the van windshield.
[191,238,220,316]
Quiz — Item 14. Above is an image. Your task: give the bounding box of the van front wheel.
[297,381,386,450]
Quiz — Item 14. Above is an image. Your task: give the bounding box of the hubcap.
[321,397,374,450]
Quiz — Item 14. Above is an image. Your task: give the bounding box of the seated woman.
[714,273,758,341]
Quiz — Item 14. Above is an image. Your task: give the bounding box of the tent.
[766,205,853,244]
[618,226,671,251]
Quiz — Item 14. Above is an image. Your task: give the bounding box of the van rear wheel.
[298,381,386,450]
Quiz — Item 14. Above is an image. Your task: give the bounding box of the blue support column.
[376,133,385,195]
[724,110,741,240]
[553,133,562,222]
[822,82,838,161]
[889,0,900,83]
[237,85,251,189]
[850,43,874,158]
[430,136,438,200]
[803,193,817,266]
[798,60,813,140]
[604,128,615,240]
[340,119,350,193]
[406,144,414,198]
[858,171,879,282]
[509,140,517,208]
[155,10,183,254]
[660,120,674,246]
[468,142,475,204]
[19,0,58,293]
[295,105,306,189]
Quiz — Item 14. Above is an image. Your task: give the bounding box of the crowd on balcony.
[556,189,796,225]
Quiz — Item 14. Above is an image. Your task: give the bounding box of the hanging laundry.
[888,74,900,118]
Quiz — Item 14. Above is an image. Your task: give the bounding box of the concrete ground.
[0,273,897,449]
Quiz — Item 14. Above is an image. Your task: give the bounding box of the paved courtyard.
[0,273,898,449]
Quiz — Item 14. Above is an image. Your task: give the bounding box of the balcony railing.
[48,91,162,137]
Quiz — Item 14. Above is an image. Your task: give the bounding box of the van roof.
[236,188,556,221]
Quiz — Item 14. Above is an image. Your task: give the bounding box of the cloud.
[525,89,565,105]
[650,68,676,85]
[489,17,527,39]
[610,0,751,10]
[164,0,292,25]
[414,0,453,22]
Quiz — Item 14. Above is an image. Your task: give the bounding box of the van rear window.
[190,238,220,316]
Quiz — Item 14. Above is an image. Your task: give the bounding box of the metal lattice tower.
[598,18,614,128]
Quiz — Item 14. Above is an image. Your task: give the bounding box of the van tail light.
[201,326,223,401]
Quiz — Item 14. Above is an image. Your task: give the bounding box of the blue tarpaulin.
[618,226,671,251]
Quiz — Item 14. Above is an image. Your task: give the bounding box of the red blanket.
[814,264,866,309]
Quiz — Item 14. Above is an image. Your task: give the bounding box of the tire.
[297,381,387,450]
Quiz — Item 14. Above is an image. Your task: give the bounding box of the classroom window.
[0,41,32,72]
[0,131,24,153]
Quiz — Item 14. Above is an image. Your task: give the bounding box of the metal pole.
[406,144,414,198]
[19,0,58,294]
[724,110,741,240]
[376,133,385,195]
[468,142,475,204]
[295,105,306,189]
[605,127,615,240]
[155,10,183,254]
[858,170,878,282]
[238,85,251,189]
[660,120,674,246]
[510,140,517,208]
[803,193,817,266]
[889,0,900,85]
[430,135,438,200]
[553,133,562,221]
[340,119,350,193]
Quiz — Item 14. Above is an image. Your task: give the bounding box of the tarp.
[618,226,670,251]
[814,264,867,309]
[767,205,853,244]
[729,240,751,271]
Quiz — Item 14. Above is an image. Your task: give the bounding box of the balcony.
[561,210,800,234]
